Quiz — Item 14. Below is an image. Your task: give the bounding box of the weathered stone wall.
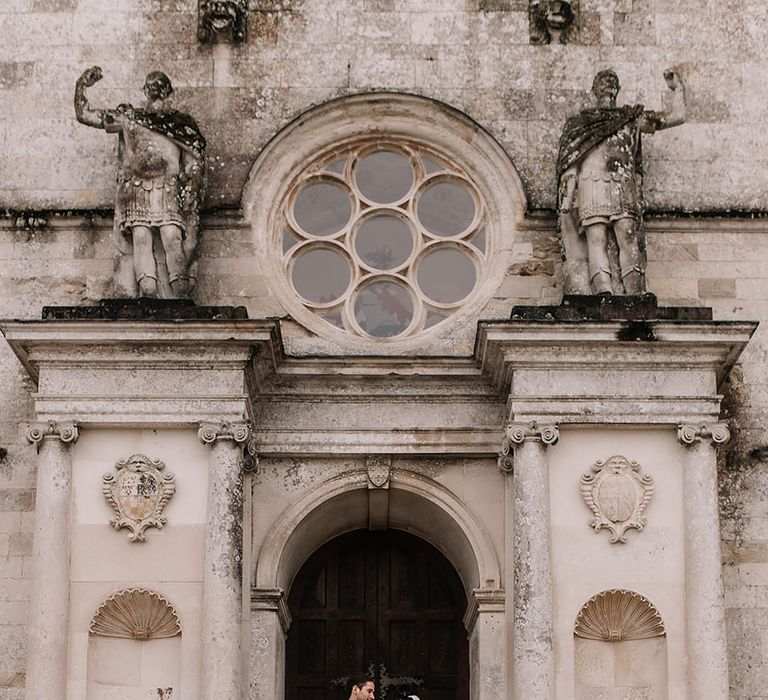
[0,0,767,697]
[1,0,766,213]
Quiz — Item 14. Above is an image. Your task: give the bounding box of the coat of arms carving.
[580,455,654,543]
[102,454,176,542]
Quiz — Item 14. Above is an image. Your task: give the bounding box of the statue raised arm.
[557,68,686,296]
[74,67,206,299]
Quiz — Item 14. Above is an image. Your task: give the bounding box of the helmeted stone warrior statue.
[75,66,206,299]
[557,68,686,295]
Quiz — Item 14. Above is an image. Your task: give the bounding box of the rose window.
[281,142,486,340]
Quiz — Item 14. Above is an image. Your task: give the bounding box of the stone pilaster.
[198,421,251,700]
[678,422,730,699]
[502,421,559,699]
[24,421,79,700]
[463,588,505,700]
[249,587,291,700]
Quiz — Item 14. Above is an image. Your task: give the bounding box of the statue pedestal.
[42,297,249,321]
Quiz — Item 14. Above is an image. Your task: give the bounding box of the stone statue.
[198,0,248,44]
[75,67,206,299]
[530,0,576,44]
[557,68,686,295]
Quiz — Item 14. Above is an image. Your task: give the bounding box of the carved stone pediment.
[580,455,654,543]
[102,454,176,542]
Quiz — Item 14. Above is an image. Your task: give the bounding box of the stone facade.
[0,0,767,698]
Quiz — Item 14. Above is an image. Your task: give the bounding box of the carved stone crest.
[102,454,176,542]
[366,455,391,489]
[580,455,654,543]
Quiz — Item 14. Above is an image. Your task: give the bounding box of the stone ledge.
[41,298,248,321]
[510,294,712,322]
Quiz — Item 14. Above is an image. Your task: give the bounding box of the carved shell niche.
[574,589,665,642]
[89,589,181,640]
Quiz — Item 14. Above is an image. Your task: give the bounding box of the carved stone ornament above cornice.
[580,455,654,544]
[102,454,176,542]
[678,422,730,446]
[251,586,292,633]
[25,420,79,449]
[198,421,251,445]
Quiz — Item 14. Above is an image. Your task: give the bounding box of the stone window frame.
[243,92,526,352]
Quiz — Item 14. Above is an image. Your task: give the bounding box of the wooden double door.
[286,530,469,700]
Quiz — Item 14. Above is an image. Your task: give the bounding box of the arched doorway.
[285,530,469,699]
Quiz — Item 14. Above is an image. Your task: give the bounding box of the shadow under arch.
[254,470,501,600]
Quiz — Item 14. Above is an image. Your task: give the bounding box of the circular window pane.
[354,215,413,270]
[417,180,476,236]
[417,247,476,303]
[355,150,414,203]
[354,280,414,338]
[291,246,352,304]
[293,182,352,236]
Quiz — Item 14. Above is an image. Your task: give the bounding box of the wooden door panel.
[286,530,469,700]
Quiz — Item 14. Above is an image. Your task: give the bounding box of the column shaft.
[509,427,556,698]
[682,435,730,698]
[25,423,77,700]
[201,429,246,700]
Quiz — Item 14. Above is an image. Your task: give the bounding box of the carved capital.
[498,437,514,474]
[251,587,292,633]
[198,421,251,445]
[506,421,560,446]
[463,587,505,632]
[26,420,79,448]
[677,422,730,447]
[243,437,260,473]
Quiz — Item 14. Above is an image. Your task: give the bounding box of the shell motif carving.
[580,455,654,543]
[89,588,181,640]
[102,454,176,542]
[574,589,665,641]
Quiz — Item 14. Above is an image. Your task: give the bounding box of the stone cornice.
[250,587,292,633]
[250,356,504,456]
[0,319,281,425]
[678,422,730,446]
[476,319,757,425]
[26,420,79,447]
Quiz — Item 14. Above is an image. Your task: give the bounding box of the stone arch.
[254,469,501,598]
